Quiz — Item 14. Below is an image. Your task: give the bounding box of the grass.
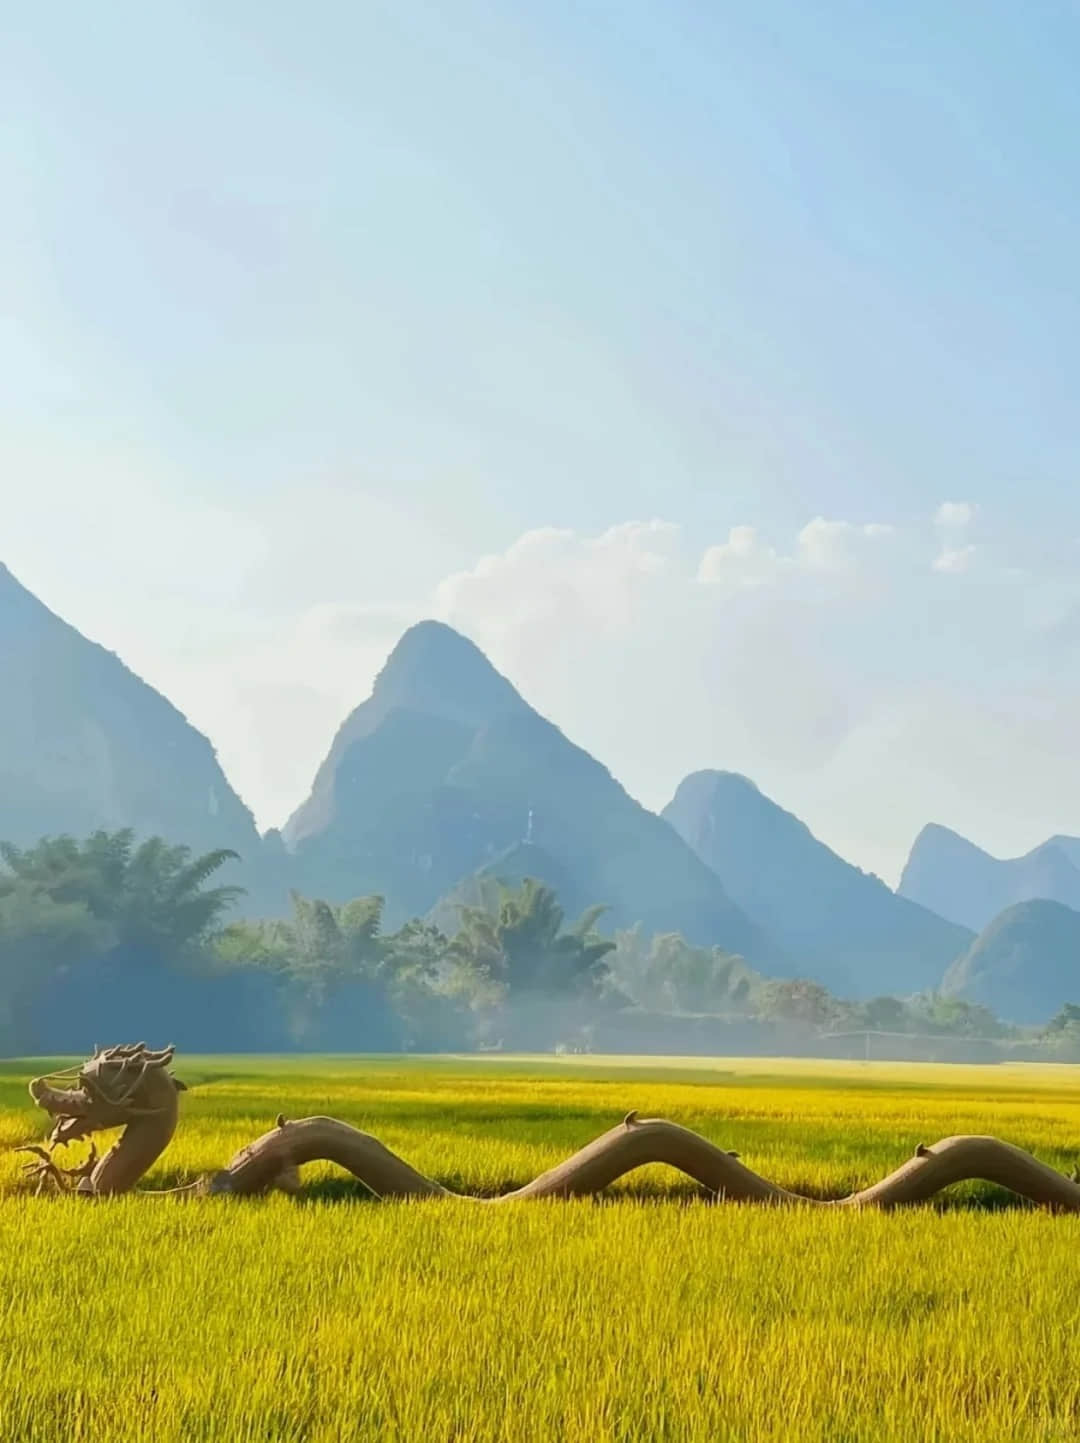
[2,1053,1080,1440]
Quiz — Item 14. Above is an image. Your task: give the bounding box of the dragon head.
[27,1043,186,1180]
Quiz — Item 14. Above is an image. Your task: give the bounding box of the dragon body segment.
[17,1044,1080,1213]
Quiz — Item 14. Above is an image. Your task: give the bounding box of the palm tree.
[451,878,614,998]
[216,891,389,1047]
[0,829,244,953]
[0,829,247,1052]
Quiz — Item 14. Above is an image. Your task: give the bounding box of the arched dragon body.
[19,1043,1080,1211]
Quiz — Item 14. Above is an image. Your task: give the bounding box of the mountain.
[283,619,527,849]
[427,841,584,936]
[1048,836,1080,869]
[898,823,1080,932]
[662,770,972,997]
[0,561,263,873]
[941,899,1080,1023]
[283,621,776,960]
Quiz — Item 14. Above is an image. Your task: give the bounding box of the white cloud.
[795,517,895,572]
[697,518,895,587]
[933,544,977,574]
[931,502,978,572]
[436,520,681,636]
[698,525,780,585]
[935,501,976,529]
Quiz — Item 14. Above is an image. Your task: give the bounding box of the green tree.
[607,926,759,1014]
[1045,1002,1080,1033]
[855,996,913,1033]
[217,891,387,1045]
[754,978,841,1029]
[0,882,110,1049]
[0,830,242,954]
[0,829,247,1052]
[378,918,485,1048]
[449,878,615,999]
[1039,1003,1080,1059]
[913,994,1007,1039]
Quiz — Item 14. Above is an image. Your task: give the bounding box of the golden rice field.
[3,1053,1080,1441]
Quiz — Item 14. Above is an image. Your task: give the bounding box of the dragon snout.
[28,1076,90,1117]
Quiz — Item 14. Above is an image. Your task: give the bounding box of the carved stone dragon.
[17,1043,1080,1210]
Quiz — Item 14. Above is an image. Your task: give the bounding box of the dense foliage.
[2,828,1078,1057]
[0,831,251,1052]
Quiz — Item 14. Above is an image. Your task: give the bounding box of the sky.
[3,0,1080,883]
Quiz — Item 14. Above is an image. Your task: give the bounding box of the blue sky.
[3,1,1080,879]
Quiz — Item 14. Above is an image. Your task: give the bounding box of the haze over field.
[4,4,1080,888]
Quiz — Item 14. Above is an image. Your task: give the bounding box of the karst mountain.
[0,561,262,875]
[899,823,1080,933]
[283,621,776,960]
[662,770,972,997]
[940,899,1080,1023]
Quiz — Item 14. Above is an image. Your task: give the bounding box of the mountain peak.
[282,627,772,961]
[372,620,523,724]
[0,561,262,865]
[667,771,813,851]
[899,823,1080,931]
[282,621,526,849]
[381,618,485,667]
[908,821,989,855]
[677,769,762,800]
[663,770,970,996]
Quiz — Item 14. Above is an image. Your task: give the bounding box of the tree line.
[2,829,1079,1058]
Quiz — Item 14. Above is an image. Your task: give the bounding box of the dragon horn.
[142,1046,176,1066]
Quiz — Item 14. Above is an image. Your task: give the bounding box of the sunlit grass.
[2,1054,1080,1440]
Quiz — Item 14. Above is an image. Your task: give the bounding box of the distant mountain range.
[662,771,972,997]
[282,620,775,960]
[4,558,1079,1018]
[899,823,1080,932]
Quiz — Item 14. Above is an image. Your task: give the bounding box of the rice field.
[2,1053,1080,1441]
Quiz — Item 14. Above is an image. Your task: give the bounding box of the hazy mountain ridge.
[284,622,777,960]
[0,562,263,874]
[899,822,1080,932]
[663,770,973,998]
[941,899,1080,1023]
[6,563,1080,1013]
[283,621,527,849]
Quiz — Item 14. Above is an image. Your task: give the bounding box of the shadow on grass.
[93,1170,1043,1213]
[283,1178,1042,1212]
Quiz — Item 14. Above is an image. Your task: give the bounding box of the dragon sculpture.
[16,1042,1080,1210]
